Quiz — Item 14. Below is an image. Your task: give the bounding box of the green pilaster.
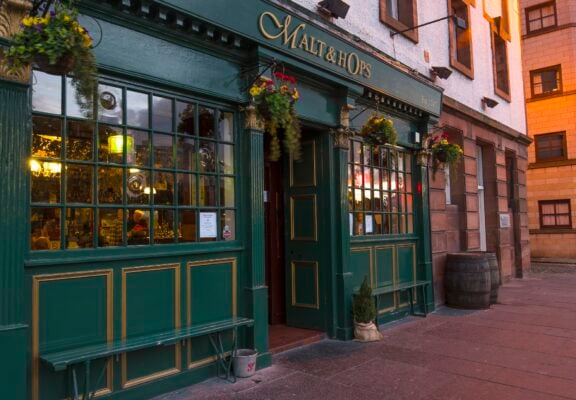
[332,127,354,340]
[0,78,30,400]
[243,105,271,367]
[417,122,437,311]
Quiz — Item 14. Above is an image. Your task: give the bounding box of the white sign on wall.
[199,212,217,238]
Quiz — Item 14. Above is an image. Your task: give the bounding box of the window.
[348,140,414,236]
[380,0,418,42]
[492,32,510,100]
[530,65,562,97]
[539,200,571,228]
[30,71,237,251]
[526,1,557,34]
[534,132,566,162]
[449,0,474,78]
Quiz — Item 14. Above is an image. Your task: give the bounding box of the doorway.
[264,129,327,353]
[476,145,487,251]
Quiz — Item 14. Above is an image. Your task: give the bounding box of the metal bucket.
[233,349,258,378]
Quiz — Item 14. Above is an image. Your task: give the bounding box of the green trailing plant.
[430,134,464,177]
[249,71,301,161]
[359,114,398,147]
[353,276,376,324]
[6,4,97,113]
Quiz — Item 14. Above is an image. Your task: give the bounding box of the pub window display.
[30,71,237,251]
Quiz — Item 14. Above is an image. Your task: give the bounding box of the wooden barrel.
[485,252,500,304]
[445,253,491,309]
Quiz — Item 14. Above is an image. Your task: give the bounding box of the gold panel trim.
[374,245,397,314]
[32,270,114,400]
[121,264,181,389]
[289,140,317,187]
[395,243,417,308]
[290,261,320,309]
[186,258,237,369]
[290,194,318,241]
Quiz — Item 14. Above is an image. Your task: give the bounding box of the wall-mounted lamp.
[391,14,467,37]
[317,0,350,19]
[481,96,499,109]
[430,66,453,81]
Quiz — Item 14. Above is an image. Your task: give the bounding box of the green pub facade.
[0,1,443,399]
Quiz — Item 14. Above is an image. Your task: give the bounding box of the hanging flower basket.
[358,114,398,147]
[248,71,301,161]
[7,6,97,113]
[430,134,463,177]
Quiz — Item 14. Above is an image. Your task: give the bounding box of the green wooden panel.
[290,195,317,241]
[291,141,316,187]
[124,267,179,384]
[349,248,371,290]
[292,262,318,307]
[188,262,234,325]
[374,246,394,312]
[396,244,416,306]
[294,82,340,126]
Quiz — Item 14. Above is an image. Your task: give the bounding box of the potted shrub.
[358,114,398,147]
[430,134,464,177]
[249,71,301,161]
[352,276,382,342]
[7,5,97,112]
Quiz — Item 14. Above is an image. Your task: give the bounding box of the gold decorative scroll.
[0,0,32,82]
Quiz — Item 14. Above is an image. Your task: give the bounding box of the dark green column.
[243,104,271,366]
[332,125,354,340]
[0,77,30,399]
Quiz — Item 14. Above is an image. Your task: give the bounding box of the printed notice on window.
[365,214,373,234]
[199,212,217,238]
[349,213,353,236]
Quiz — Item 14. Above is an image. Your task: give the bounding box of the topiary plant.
[353,276,376,324]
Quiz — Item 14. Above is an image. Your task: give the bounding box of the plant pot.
[34,53,75,75]
[435,150,448,163]
[353,321,382,342]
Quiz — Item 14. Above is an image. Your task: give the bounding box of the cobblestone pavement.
[154,271,576,400]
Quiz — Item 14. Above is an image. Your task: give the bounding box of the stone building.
[520,0,576,259]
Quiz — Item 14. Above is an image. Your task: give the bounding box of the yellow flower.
[292,89,300,100]
[63,15,71,22]
[440,139,448,145]
[22,17,33,27]
[249,86,262,97]
[280,85,289,94]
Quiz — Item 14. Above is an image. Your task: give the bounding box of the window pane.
[199,141,216,172]
[199,107,215,137]
[33,71,61,114]
[127,169,150,205]
[154,171,174,205]
[199,175,217,206]
[219,112,234,142]
[66,164,92,204]
[67,120,93,161]
[542,215,556,226]
[177,173,196,206]
[220,177,235,207]
[387,0,399,19]
[66,77,92,119]
[152,96,172,132]
[33,116,61,158]
[353,141,361,164]
[155,209,175,243]
[177,137,196,171]
[99,125,123,164]
[98,208,123,247]
[31,161,61,203]
[31,207,61,250]
[556,215,570,226]
[176,101,195,135]
[541,203,555,214]
[127,91,149,128]
[66,208,93,248]
[354,188,363,210]
[179,210,196,242]
[221,210,235,241]
[128,130,151,166]
[364,189,372,210]
[219,144,234,174]
[556,202,570,213]
[127,209,150,245]
[154,134,174,168]
[98,84,123,125]
[98,166,123,204]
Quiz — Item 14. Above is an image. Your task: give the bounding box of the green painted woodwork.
[349,248,372,290]
[0,78,30,400]
[285,132,326,330]
[374,246,395,311]
[159,0,443,116]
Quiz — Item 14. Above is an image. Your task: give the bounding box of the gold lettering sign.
[258,11,372,79]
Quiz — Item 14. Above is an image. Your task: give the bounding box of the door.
[284,132,326,330]
[476,145,487,251]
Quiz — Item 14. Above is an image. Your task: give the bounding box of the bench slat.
[41,317,253,372]
[371,280,429,296]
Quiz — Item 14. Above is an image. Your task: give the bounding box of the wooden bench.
[357,281,430,328]
[40,317,254,400]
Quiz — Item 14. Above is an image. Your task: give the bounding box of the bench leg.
[408,289,415,315]
[209,332,236,383]
[72,367,80,400]
[83,360,91,400]
[88,359,109,400]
